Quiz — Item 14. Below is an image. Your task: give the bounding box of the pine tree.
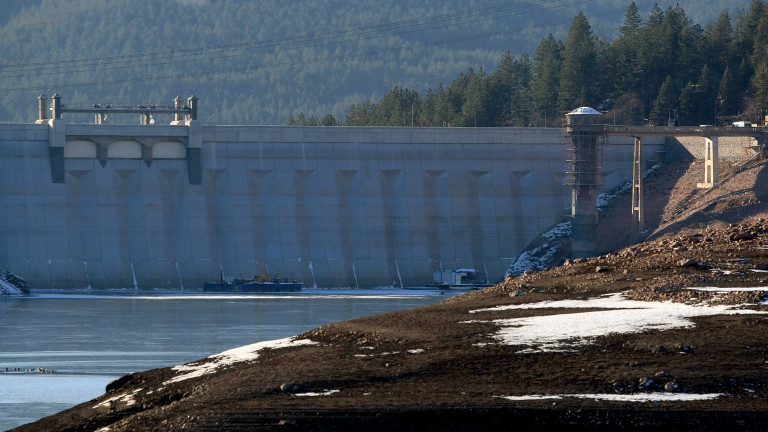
[697,64,718,124]
[531,34,562,124]
[649,76,679,126]
[489,51,516,126]
[704,10,735,80]
[718,65,738,117]
[558,12,598,112]
[612,2,643,94]
[679,82,698,125]
[321,113,338,126]
[750,62,768,120]
[510,53,533,126]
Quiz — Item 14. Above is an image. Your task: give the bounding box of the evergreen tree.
[489,51,516,126]
[697,64,718,124]
[704,10,735,79]
[679,82,699,125]
[751,1,768,67]
[612,2,643,95]
[606,92,644,125]
[635,4,666,112]
[738,0,763,57]
[649,76,679,126]
[321,113,338,126]
[510,53,534,126]
[718,65,738,117]
[531,34,562,124]
[460,67,493,126]
[344,99,375,126]
[750,62,768,120]
[737,57,754,92]
[558,12,598,112]
[375,86,421,126]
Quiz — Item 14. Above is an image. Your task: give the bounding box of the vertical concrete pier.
[697,136,719,188]
[631,137,643,234]
[565,107,606,259]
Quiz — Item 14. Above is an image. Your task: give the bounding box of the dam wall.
[0,122,664,289]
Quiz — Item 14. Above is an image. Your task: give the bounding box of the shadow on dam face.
[0,123,668,289]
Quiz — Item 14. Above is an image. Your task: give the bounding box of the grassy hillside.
[0,0,750,125]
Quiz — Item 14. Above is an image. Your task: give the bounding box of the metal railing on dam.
[0,122,669,289]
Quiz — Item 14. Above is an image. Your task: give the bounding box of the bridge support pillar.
[631,137,643,234]
[697,136,719,188]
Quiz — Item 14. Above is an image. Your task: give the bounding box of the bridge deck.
[605,125,765,138]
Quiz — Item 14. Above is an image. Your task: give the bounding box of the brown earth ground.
[15,156,768,431]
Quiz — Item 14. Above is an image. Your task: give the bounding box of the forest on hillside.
[318,1,768,127]
[0,0,751,125]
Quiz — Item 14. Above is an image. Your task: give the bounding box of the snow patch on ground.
[93,388,143,409]
[0,274,24,295]
[164,337,317,385]
[467,292,767,353]
[505,220,571,276]
[353,348,426,358]
[496,392,723,403]
[506,164,662,277]
[0,280,22,295]
[690,286,768,292]
[294,389,340,397]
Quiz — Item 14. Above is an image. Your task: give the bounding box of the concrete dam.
[0,119,667,289]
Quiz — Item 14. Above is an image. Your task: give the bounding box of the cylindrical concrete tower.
[565,107,605,259]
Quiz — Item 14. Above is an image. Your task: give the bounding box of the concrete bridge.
[1,101,759,289]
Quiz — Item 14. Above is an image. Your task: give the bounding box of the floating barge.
[204,269,302,293]
[429,269,493,290]
[203,279,302,293]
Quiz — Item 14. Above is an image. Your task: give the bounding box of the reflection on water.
[0,289,450,430]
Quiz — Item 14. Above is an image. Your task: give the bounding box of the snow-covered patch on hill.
[505,219,571,277]
[496,392,723,403]
[467,292,767,353]
[164,337,317,385]
[506,164,662,276]
[0,270,27,295]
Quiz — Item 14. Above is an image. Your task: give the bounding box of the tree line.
[293,2,768,127]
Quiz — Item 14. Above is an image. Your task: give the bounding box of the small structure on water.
[431,269,491,290]
[203,266,302,293]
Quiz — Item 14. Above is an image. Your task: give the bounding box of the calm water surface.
[0,288,452,431]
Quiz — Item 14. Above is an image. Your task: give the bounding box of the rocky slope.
[15,157,768,431]
[0,270,28,296]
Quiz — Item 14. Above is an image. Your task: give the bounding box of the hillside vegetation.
[0,0,750,125]
[339,1,768,127]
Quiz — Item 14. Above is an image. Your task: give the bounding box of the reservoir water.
[0,289,451,431]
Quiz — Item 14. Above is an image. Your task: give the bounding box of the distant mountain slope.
[0,0,750,125]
